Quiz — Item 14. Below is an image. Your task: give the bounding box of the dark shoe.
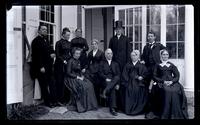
[110,108,118,116]
[46,103,55,108]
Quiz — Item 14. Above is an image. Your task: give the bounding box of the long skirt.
[124,82,148,115]
[160,83,188,119]
[64,77,98,113]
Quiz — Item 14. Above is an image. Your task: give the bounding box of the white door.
[7,6,23,104]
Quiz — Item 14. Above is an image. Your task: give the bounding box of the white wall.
[7,6,23,104]
[61,6,77,41]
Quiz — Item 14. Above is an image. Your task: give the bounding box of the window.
[147,5,161,42]
[166,5,185,59]
[118,7,142,54]
[133,7,142,54]
[39,5,55,46]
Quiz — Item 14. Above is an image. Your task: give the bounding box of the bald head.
[105,48,113,60]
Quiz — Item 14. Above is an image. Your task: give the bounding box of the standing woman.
[85,39,104,104]
[54,27,71,105]
[64,47,98,113]
[153,49,188,119]
[71,28,89,70]
[122,50,149,115]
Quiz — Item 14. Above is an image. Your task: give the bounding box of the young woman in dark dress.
[64,47,98,113]
[85,39,104,105]
[71,28,89,70]
[122,50,149,115]
[152,49,188,119]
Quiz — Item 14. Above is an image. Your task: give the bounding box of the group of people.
[30,21,188,119]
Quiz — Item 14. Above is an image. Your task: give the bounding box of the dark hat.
[114,20,125,29]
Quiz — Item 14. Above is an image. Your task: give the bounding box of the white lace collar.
[159,61,171,67]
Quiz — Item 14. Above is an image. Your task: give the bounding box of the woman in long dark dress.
[64,47,98,113]
[71,28,89,70]
[153,49,188,119]
[121,50,149,115]
[54,27,71,105]
[85,39,104,105]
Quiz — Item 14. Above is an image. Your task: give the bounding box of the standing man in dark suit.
[54,27,71,105]
[31,24,56,107]
[85,39,104,105]
[99,49,121,116]
[140,31,165,119]
[109,21,131,71]
[108,20,132,112]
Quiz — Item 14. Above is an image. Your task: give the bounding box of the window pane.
[166,43,177,59]
[126,9,128,25]
[147,25,160,41]
[126,27,129,36]
[178,25,185,41]
[46,6,50,11]
[135,26,142,42]
[50,25,53,34]
[51,13,54,23]
[128,26,133,40]
[134,7,142,24]
[128,9,133,25]
[40,10,45,21]
[51,5,54,13]
[178,6,185,23]
[166,5,177,24]
[166,25,177,41]
[134,43,142,54]
[147,6,161,25]
[178,42,184,58]
[119,10,125,25]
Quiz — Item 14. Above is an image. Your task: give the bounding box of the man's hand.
[115,84,120,90]
[138,76,143,81]
[63,60,67,64]
[140,60,145,64]
[50,53,56,58]
[106,78,112,82]
[40,67,45,73]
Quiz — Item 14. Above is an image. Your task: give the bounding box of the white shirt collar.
[92,49,98,57]
[107,59,112,65]
[117,34,121,39]
[150,41,155,45]
[132,60,138,66]
[160,61,171,67]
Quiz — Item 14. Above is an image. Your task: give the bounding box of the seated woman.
[64,47,98,113]
[121,50,149,115]
[153,49,188,119]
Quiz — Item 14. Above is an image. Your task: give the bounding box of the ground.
[36,97,194,120]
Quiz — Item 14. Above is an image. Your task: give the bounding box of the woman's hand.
[106,78,112,82]
[164,81,173,86]
[138,76,143,81]
[81,68,86,73]
[77,76,84,81]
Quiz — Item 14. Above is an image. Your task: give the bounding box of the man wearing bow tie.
[140,31,165,119]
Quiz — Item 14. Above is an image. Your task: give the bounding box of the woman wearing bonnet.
[152,49,188,119]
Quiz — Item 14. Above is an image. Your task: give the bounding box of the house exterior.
[6,5,194,105]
